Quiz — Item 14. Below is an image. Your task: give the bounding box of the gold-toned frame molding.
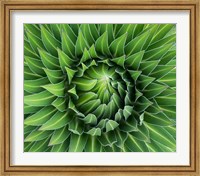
[0,0,199,175]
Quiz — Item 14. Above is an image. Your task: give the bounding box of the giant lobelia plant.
[24,24,176,152]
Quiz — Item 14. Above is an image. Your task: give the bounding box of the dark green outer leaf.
[110,33,127,57]
[145,123,176,150]
[41,25,61,56]
[25,56,45,76]
[25,130,52,142]
[125,134,149,152]
[40,111,72,130]
[85,136,102,152]
[24,90,56,106]
[24,106,57,126]
[95,31,111,56]
[68,133,88,152]
[49,125,71,146]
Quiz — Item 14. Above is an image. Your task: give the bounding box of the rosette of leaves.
[24,24,176,152]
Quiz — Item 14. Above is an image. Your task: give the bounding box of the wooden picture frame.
[0,0,199,175]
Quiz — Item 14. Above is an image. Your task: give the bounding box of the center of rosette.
[72,63,124,118]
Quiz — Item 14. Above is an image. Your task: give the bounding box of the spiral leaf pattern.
[24,24,176,152]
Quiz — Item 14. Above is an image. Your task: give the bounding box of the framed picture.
[0,0,199,175]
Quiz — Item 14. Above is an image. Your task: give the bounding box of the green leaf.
[150,65,174,79]
[68,133,88,152]
[86,128,101,136]
[52,97,68,112]
[160,106,176,119]
[155,94,176,106]
[110,33,127,57]
[49,125,71,146]
[139,60,159,75]
[98,131,117,147]
[24,90,55,106]
[143,83,167,99]
[25,24,41,38]
[88,24,99,41]
[148,34,176,50]
[24,66,42,80]
[79,99,101,115]
[131,124,150,142]
[123,105,133,120]
[57,48,74,72]
[114,128,128,149]
[24,142,34,152]
[85,136,102,152]
[82,114,97,125]
[89,44,99,58]
[120,115,138,132]
[111,55,125,68]
[151,24,175,44]
[103,145,121,152]
[24,125,37,134]
[69,24,79,35]
[99,24,114,44]
[125,51,144,70]
[72,78,97,91]
[25,130,52,142]
[145,123,176,149]
[68,117,84,135]
[137,75,155,90]
[41,25,61,56]
[64,67,76,84]
[51,138,70,152]
[144,111,174,126]
[133,24,145,38]
[24,77,49,93]
[61,24,77,43]
[24,105,41,115]
[146,139,164,152]
[68,85,78,100]
[80,48,91,63]
[75,92,98,107]
[134,96,152,113]
[43,68,64,84]
[128,70,142,81]
[40,111,72,130]
[80,24,95,45]
[61,31,75,58]
[28,137,51,152]
[92,104,107,118]
[114,109,123,122]
[144,44,173,61]
[159,50,176,65]
[106,120,119,132]
[114,24,123,36]
[24,106,57,126]
[165,126,176,138]
[42,81,65,97]
[125,134,149,152]
[95,31,111,56]
[38,48,60,70]
[116,24,136,43]
[75,30,89,57]
[125,30,149,56]
[50,24,61,41]
[26,31,46,55]
[25,56,45,76]
[24,39,40,59]
[135,88,143,102]
[157,72,176,87]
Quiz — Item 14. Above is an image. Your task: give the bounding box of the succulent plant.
[24,24,176,152]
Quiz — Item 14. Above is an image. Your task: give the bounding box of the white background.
[10,11,190,166]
